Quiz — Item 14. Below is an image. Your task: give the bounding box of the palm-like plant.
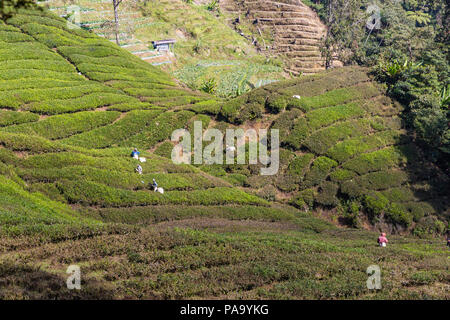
[380,58,422,79]
[440,85,450,109]
[406,10,431,26]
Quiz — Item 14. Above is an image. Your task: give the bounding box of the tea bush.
[61,110,162,148]
[0,110,39,127]
[4,111,121,140]
[303,156,338,188]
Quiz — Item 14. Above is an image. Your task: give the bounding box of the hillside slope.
[40,0,286,97]
[220,0,328,75]
[164,67,449,234]
[0,7,272,234]
[0,7,448,299]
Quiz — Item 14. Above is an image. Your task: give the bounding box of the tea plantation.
[0,8,448,299]
[40,0,286,97]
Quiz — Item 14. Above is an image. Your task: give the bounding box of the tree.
[0,0,36,20]
[318,0,365,68]
[112,0,123,45]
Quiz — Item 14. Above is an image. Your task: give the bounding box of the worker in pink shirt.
[378,232,388,247]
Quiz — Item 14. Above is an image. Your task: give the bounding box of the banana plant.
[440,85,450,109]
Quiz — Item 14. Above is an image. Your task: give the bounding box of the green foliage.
[342,146,411,175]
[266,95,287,114]
[304,119,372,154]
[61,110,162,148]
[0,131,68,153]
[339,200,361,228]
[362,192,389,222]
[326,130,402,163]
[0,110,39,127]
[4,111,121,140]
[0,175,99,237]
[303,156,337,188]
[205,0,219,12]
[385,203,412,227]
[409,95,449,155]
[57,180,268,207]
[315,182,339,206]
[356,170,408,191]
[154,142,174,159]
[287,153,314,177]
[291,188,315,209]
[188,100,222,115]
[329,169,356,182]
[284,118,309,150]
[0,0,37,20]
[289,84,380,112]
[256,185,278,201]
[123,110,195,149]
[305,102,366,130]
[200,78,217,94]
[413,216,447,237]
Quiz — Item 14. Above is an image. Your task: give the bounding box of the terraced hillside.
[0,7,449,299]
[220,0,328,75]
[169,67,449,234]
[40,0,286,97]
[0,7,270,231]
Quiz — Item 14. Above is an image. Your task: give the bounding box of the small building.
[152,39,176,53]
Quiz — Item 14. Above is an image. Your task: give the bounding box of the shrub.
[271,109,303,141]
[304,119,372,154]
[362,192,389,222]
[303,156,337,188]
[339,200,361,228]
[287,153,314,177]
[256,185,278,201]
[385,203,412,227]
[326,130,402,163]
[403,201,436,222]
[0,68,82,82]
[0,147,18,164]
[306,102,366,131]
[412,216,446,237]
[329,169,356,182]
[106,102,156,112]
[57,180,268,207]
[154,142,174,159]
[381,187,415,202]
[0,79,82,91]
[0,132,67,153]
[275,174,300,192]
[61,110,162,148]
[340,180,365,198]
[283,118,309,150]
[188,100,222,115]
[266,95,287,113]
[342,146,412,175]
[28,93,140,115]
[0,110,39,127]
[122,110,195,149]
[219,96,246,124]
[289,83,380,112]
[0,59,76,72]
[356,170,408,191]
[315,182,339,206]
[4,111,121,140]
[239,103,264,123]
[222,173,247,186]
[291,188,315,209]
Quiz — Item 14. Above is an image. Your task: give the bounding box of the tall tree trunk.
[325,0,334,69]
[113,0,121,46]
